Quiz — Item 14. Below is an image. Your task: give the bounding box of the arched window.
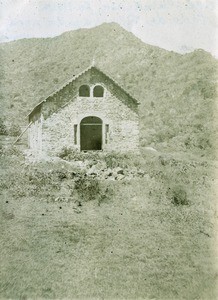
[79,85,90,97]
[93,85,104,97]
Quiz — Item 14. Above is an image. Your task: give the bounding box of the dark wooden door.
[80,117,102,151]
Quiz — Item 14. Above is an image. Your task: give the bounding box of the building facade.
[28,65,140,156]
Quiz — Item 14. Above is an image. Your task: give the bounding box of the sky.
[0,0,217,57]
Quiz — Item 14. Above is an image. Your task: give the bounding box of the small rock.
[144,146,157,152]
[73,207,81,214]
[137,170,145,176]
[86,166,99,176]
[126,174,134,180]
[143,174,150,180]
[130,168,137,175]
[116,174,125,181]
[105,168,113,176]
[115,167,124,175]
[70,171,77,178]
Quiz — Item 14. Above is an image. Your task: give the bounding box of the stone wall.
[28,116,43,153]
[28,68,139,155]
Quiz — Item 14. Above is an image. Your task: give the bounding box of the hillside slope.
[0,22,217,155]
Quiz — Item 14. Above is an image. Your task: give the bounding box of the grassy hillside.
[0,22,217,156]
[0,144,217,299]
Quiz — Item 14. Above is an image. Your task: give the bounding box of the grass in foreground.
[0,145,217,299]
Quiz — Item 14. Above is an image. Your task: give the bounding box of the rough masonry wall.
[28,117,42,152]
[40,67,138,120]
[41,85,139,155]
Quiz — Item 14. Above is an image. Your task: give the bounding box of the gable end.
[28,66,139,121]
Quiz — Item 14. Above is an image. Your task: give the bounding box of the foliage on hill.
[0,22,217,155]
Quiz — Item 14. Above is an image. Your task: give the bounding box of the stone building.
[28,65,140,155]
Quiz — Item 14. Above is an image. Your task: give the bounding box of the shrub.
[169,185,189,206]
[74,175,113,205]
[57,147,100,162]
[104,152,129,169]
[74,176,100,202]
[8,124,22,136]
[0,118,7,135]
[58,147,70,158]
[27,169,58,187]
[12,182,27,198]
[2,145,24,157]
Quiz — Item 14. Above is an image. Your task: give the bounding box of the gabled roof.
[28,64,139,119]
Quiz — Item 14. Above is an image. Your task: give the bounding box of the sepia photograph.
[0,0,217,299]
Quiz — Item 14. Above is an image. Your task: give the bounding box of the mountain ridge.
[1,22,216,60]
[0,22,217,155]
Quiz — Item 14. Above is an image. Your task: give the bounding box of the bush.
[58,147,74,159]
[8,124,22,136]
[0,118,7,135]
[74,175,113,205]
[1,145,24,157]
[74,176,100,202]
[104,152,129,169]
[57,147,100,161]
[169,185,189,206]
[57,147,80,160]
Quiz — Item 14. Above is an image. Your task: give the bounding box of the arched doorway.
[80,116,102,151]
